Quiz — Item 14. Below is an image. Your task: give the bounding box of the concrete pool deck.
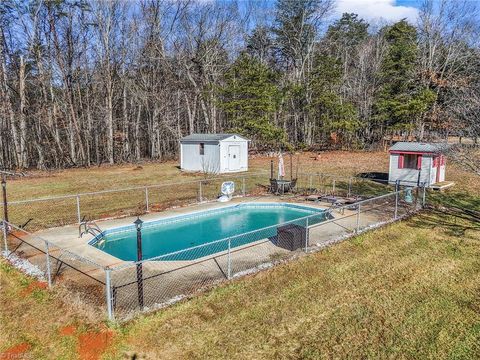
[5,193,399,317]
[31,195,390,269]
[32,196,323,267]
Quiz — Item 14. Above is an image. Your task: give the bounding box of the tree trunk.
[19,56,28,168]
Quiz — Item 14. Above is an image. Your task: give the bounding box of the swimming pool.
[90,203,328,261]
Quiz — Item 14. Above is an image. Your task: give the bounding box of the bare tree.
[0,0,478,170]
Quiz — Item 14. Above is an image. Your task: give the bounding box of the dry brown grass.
[1,151,479,359]
[4,151,387,230]
[116,220,480,359]
[8,150,476,199]
[0,260,106,358]
[4,151,389,201]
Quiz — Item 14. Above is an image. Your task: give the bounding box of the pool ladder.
[79,219,103,238]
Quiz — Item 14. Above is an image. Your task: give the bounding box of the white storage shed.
[180,134,249,173]
[388,142,447,187]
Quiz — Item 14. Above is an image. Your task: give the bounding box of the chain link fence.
[0,172,398,232]
[1,172,426,322]
[1,222,107,318]
[106,187,423,321]
[295,172,392,198]
[0,172,271,231]
[307,188,421,250]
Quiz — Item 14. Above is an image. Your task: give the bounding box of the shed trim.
[389,150,436,155]
[388,141,448,154]
[179,133,249,143]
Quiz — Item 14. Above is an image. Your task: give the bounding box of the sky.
[335,0,422,23]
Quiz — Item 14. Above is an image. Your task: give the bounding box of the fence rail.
[1,221,107,317]
[1,172,426,321]
[106,186,423,320]
[0,171,402,232]
[0,171,271,231]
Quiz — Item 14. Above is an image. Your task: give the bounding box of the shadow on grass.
[410,192,480,236]
[356,172,389,184]
[350,179,392,198]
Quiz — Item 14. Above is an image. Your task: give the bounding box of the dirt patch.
[98,207,144,220]
[78,329,114,360]
[60,325,77,336]
[249,150,389,176]
[0,343,31,359]
[22,280,48,296]
[8,230,26,239]
[150,203,173,212]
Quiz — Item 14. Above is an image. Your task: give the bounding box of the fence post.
[394,180,400,219]
[242,177,246,196]
[305,217,309,252]
[309,175,313,190]
[44,241,52,288]
[198,181,203,202]
[356,204,361,233]
[227,238,231,280]
[76,195,81,224]
[394,190,399,220]
[422,182,427,208]
[2,220,8,252]
[105,268,114,321]
[145,187,149,212]
[2,174,8,223]
[415,185,420,210]
[332,179,336,196]
[348,178,352,197]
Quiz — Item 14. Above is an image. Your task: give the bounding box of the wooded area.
[0,0,479,169]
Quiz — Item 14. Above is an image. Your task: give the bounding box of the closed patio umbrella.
[278,153,285,179]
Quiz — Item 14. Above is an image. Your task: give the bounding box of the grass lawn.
[2,157,272,229]
[4,151,390,201]
[1,151,479,359]
[2,151,391,230]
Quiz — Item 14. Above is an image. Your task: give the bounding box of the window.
[399,154,421,169]
[199,143,204,155]
[404,154,417,169]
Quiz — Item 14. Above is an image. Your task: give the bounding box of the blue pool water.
[91,203,327,261]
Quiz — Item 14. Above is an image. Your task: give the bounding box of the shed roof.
[180,133,247,142]
[389,142,448,153]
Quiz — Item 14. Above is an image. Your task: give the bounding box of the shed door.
[228,145,241,171]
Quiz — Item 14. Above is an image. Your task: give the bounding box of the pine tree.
[374,20,436,135]
[220,53,286,147]
[246,26,274,66]
[310,54,361,147]
[326,13,369,60]
[273,0,318,70]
